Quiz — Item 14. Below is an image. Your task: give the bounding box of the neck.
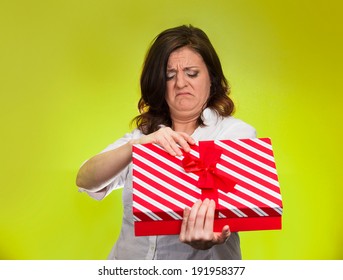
[172,117,198,135]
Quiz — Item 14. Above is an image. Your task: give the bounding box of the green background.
[1,0,342,260]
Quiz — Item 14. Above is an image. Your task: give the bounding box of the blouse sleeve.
[219,118,257,140]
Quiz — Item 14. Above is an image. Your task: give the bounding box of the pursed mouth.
[176,92,191,96]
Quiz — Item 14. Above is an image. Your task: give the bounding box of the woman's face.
[165,46,211,122]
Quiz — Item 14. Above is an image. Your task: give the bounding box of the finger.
[162,143,179,156]
[203,199,216,233]
[155,134,180,156]
[173,136,191,154]
[222,225,231,240]
[171,133,196,155]
[184,199,202,237]
[220,225,231,243]
[159,130,185,156]
[168,136,185,156]
[178,132,195,144]
[213,225,231,244]
[179,207,191,242]
[175,133,196,152]
[193,198,211,233]
[157,128,195,156]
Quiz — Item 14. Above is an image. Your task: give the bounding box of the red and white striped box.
[132,138,283,236]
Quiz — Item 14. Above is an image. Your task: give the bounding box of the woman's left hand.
[179,198,231,250]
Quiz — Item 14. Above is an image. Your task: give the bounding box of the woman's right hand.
[136,127,195,156]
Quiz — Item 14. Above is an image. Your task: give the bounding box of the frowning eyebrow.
[166,66,200,71]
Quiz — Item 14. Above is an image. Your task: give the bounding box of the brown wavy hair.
[132,24,235,134]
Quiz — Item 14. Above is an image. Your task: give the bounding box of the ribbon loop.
[182,141,236,203]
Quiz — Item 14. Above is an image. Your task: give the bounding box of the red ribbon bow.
[182,141,236,204]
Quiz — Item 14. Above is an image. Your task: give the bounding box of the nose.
[175,73,187,88]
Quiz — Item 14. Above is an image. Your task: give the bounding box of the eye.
[166,71,176,80]
[186,70,199,78]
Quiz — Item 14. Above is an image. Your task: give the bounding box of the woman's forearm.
[76,127,195,191]
[76,140,136,191]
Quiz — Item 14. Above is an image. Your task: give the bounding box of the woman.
[76,25,256,259]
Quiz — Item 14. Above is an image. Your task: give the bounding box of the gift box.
[132,138,283,236]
